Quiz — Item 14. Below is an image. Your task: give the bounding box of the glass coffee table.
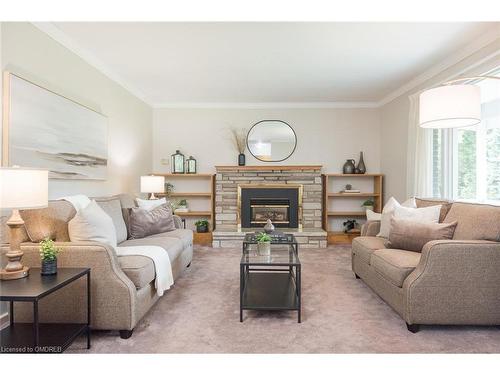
[240,232,301,323]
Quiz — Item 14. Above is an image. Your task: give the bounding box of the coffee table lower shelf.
[240,272,300,322]
[0,323,88,353]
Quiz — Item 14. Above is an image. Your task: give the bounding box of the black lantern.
[186,156,197,174]
[171,150,185,174]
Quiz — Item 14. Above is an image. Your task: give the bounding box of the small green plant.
[178,199,188,207]
[164,182,174,197]
[361,199,375,207]
[256,232,271,243]
[39,238,61,261]
[195,219,209,227]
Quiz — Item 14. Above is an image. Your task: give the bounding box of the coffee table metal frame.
[240,233,301,323]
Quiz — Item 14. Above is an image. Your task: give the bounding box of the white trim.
[152,101,379,109]
[31,22,151,105]
[377,27,500,107]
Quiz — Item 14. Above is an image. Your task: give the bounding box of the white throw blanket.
[61,194,174,296]
[115,245,174,296]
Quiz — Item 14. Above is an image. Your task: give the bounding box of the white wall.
[153,108,381,174]
[1,23,153,199]
[380,37,500,202]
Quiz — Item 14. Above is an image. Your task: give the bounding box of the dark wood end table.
[0,268,91,353]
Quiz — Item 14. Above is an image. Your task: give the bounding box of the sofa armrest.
[173,215,184,229]
[1,241,137,330]
[360,220,380,237]
[402,239,500,325]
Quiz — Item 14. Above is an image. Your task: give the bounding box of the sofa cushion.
[352,236,387,264]
[129,204,176,239]
[387,218,457,252]
[118,255,155,289]
[371,249,421,287]
[21,200,76,242]
[119,236,184,262]
[68,200,117,247]
[444,202,500,241]
[95,197,128,243]
[415,198,453,223]
[148,229,193,248]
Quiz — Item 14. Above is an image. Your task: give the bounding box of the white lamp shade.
[0,168,48,209]
[140,175,165,193]
[419,84,481,128]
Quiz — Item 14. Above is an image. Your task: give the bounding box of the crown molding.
[376,27,500,107]
[152,101,379,109]
[32,22,151,105]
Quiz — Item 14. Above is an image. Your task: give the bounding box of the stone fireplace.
[212,165,327,248]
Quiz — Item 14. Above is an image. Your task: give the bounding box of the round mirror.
[246,120,297,162]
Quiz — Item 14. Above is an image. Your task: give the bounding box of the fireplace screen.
[250,198,290,225]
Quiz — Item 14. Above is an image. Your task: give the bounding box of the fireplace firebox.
[238,185,302,229]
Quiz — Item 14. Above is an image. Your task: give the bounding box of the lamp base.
[0,266,30,280]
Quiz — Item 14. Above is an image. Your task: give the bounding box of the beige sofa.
[0,194,193,339]
[352,199,500,332]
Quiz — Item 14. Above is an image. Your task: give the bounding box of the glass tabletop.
[243,232,297,245]
[241,244,300,266]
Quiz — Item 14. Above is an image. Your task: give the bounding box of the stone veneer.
[213,165,327,248]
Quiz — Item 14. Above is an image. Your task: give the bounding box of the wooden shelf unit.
[322,173,383,244]
[153,173,216,230]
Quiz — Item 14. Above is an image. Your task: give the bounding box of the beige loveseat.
[352,199,500,332]
[0,194,193,339]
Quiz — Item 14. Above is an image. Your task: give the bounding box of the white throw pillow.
[68,200,117,247]
[377,197,417,238]
[136,197,167,211]
[366,209,382,221]
[393,204,441,223]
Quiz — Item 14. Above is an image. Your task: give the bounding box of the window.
[431,69,500,203]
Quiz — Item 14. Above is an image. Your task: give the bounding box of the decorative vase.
[364,205,374,212]
[357,152,366,174]
[343,159,356,174]
[41,259,57,276]
[354,167,361,174]
[196,224,208,233]
[264,219,275,234]
[257,242,271,256]
[238,153,246,166]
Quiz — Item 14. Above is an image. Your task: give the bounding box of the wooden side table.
[0,268,91,353]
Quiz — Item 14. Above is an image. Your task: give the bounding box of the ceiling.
[36,22,499,107]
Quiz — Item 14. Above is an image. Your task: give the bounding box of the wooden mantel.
[215,165,322,172]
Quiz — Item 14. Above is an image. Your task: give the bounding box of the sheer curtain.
[406,93,433,198]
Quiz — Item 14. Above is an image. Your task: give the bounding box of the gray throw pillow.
[129,204,176,240]
[387,218,458,252]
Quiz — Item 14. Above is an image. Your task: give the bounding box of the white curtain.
[406,93,433,198]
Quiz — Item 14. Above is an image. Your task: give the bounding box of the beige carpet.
[70,246,500,353]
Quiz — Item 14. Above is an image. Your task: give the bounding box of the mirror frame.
[246,120,297,162]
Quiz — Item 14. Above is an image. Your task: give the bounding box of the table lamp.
[140,175,165,200]
[0,167,48,280]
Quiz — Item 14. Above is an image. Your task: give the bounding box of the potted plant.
[175,199,189,213]
[195,219,209,233]
[39,238,61,275]
[256,232,271,256]
[361,199,375,212]
[164,182,174,198]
